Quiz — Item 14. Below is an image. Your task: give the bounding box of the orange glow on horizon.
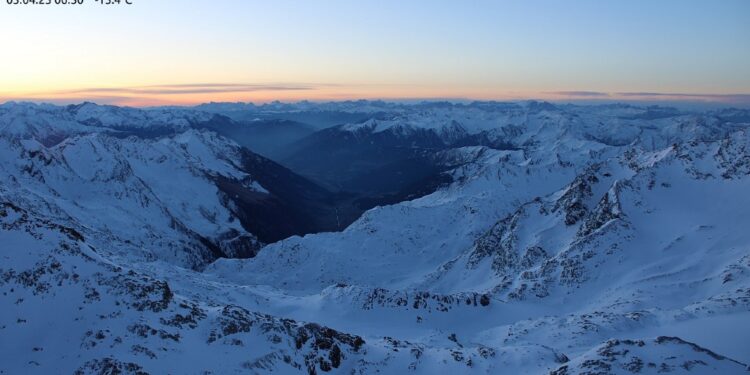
[1,84,748,108]
[0,85,545,107]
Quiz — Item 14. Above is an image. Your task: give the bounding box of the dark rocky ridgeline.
[575,183,624,238]
[466,200,553,277]
[74,358,149,375]
[331,285,492,312]
[209,306,366,374]
[552,167,599,226]
[549,337,749,375]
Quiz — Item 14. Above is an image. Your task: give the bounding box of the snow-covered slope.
[1,101,749,374]
[0,102,348,269]
[0,102,218,145]
[277,101,747,197]
[279,101,746,149]
[0,129,265,268]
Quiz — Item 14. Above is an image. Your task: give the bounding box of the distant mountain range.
[1,100,749,374]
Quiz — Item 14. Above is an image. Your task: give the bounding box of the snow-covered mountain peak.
[0,101,224,146]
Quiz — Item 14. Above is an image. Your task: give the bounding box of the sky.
[0,0,748,107]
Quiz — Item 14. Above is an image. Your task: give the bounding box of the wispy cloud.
[549,91,750,106]
[56,83,315,96]
[0,83,326,106]
[616,92,750,102]
[548,91,611,97]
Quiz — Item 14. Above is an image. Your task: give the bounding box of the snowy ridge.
[308,101,748,152]
[0,102,219,146]
[0,105,270,268]
[550,337,748,374]
[8,131,264,266]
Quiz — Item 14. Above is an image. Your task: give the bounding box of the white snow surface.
[1,101,749,374]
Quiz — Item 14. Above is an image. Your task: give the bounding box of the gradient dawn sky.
[1,0,748,106]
